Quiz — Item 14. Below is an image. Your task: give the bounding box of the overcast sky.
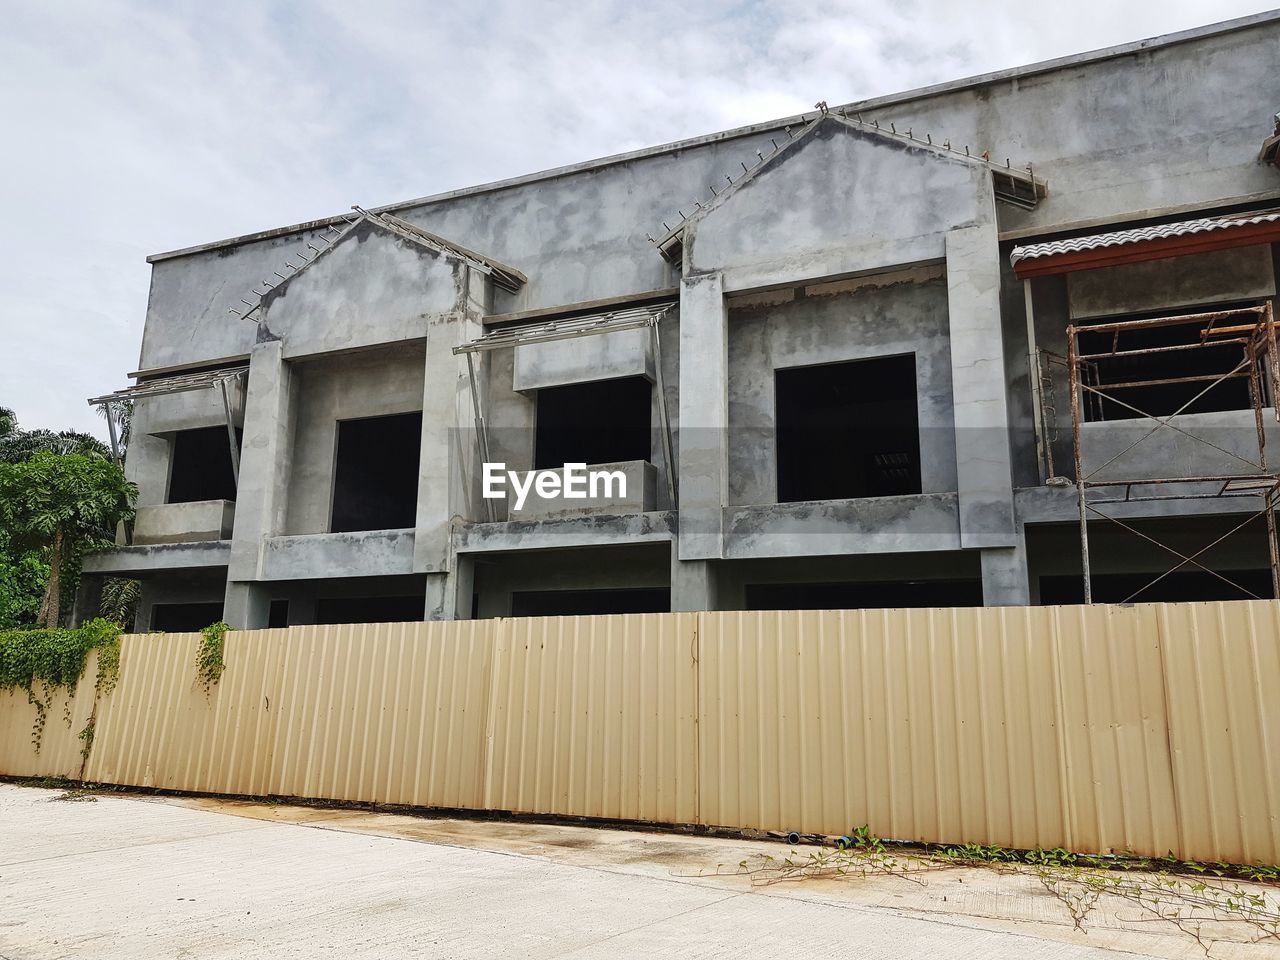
[1,1,1273,438]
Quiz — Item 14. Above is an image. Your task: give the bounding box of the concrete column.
[425,554,475,621]
[670,548,716,612]
[980,529,1031,606]
[224,338,295,629]
[946,222,1017,550]
[677,272,728,561]
[415,266,486,619]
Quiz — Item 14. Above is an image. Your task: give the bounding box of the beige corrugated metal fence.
[2,601,1277,862]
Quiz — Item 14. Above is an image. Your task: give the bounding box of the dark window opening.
[150,602,225,632]
[314,595,423,624]
[534,376,651,469]
[746,580,982,610]
[1039,571,1273,605]
[1076,304,1264,422]
[268,599,289,628]
[168,427,239,503]
[776,355,921,502]
[331,412,422,533]
[510,588,670,617]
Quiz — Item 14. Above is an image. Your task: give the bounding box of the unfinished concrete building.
[81,13,1280,630]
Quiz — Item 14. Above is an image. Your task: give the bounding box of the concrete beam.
[81,541,232,576]
[261,530,416,581]
[456,511,676,555]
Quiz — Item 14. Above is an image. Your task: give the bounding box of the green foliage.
[78,715,96,766]
[98,577,141,628]
[0,549,49,628]
[0,408,128,630]
[0,451,136,627]
[0,452,134,553]
[0,618,122,750]
[195,621,229,692]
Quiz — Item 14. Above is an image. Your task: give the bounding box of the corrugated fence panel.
[1156,600,1280,864]
[260,620,493,808]
[1050,603,1180,857]
[696,609,1067,848]
[4,601,1276,863]
[85,631,284,795]
[485,613,698,823]
[85,622,495,809]
[0,650,101,780]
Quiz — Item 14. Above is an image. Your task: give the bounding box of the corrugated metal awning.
[87,365,248,405]
[1010,209,1280,278]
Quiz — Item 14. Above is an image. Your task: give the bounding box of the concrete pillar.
[980,529,1031,606]
[425,554,475,621]
[670,548,716,612]
[677,272,728,561]
[946,222,1018,550]
[415,266,486,619]
[224,338,295,629]
[223,582,272,629]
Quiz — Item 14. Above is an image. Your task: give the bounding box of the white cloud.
[0,0,1272,435]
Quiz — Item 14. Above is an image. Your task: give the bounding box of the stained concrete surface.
[3,784,1276,959]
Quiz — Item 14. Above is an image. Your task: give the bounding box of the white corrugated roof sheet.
[1010,209,1280,265]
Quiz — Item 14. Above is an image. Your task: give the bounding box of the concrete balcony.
[133,500,235,545]
[506,460,657,520]
[261,529,415,581]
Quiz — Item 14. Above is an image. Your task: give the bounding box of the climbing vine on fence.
[195,621,229,693]
[0,618,122,750]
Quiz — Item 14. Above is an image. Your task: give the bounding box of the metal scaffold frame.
[1063,302,1280,603]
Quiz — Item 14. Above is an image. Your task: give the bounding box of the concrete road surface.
[1,783,1273,958]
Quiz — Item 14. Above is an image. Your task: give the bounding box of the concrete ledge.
[1016,484,1268,524]
[134,500,235,545]
[457,511,675,554]
[723,493,963,558]
[82,541,232,575]
[1078,410,1280,483]
[261,529,416,581]
[507,461,657,520]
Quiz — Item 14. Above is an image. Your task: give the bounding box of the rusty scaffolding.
[1062,302,1280,603]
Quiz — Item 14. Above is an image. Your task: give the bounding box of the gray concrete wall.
[513,327,654,393]
[686,119,989,291]
[1067,245,1275,320]
[262,530,416,581]
[261,221,463,360]
[726,268,956,505]
[133,500,235,545]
